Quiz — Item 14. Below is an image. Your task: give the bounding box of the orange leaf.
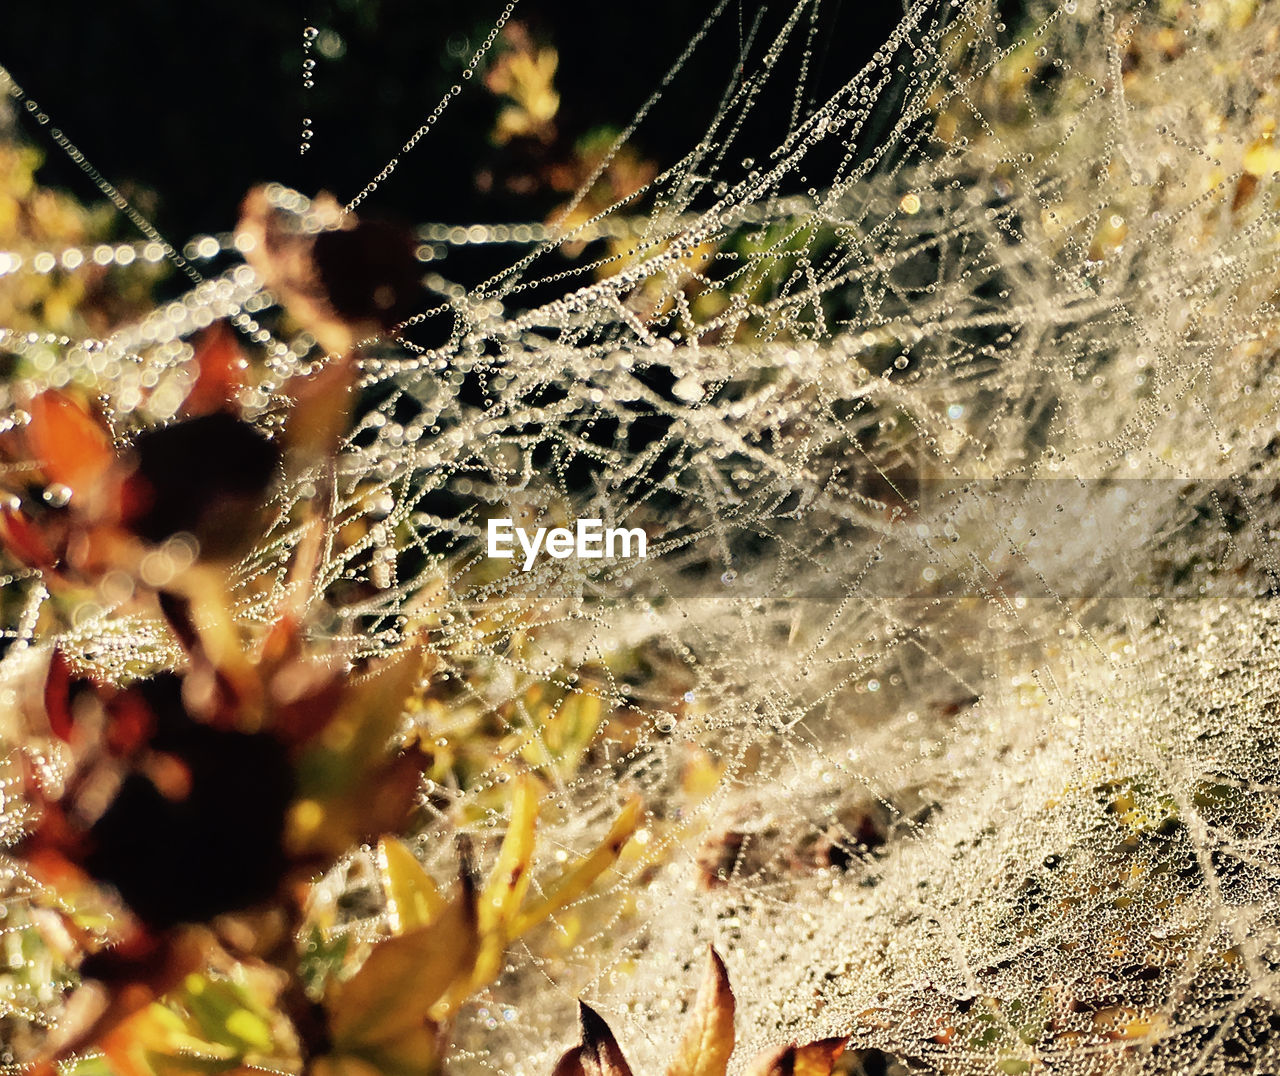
[0,503,58,569]
[790,1038,848,1076]
[98,1006,169,1076]
[184,320,250,416]
[552,1003,635,1076]
[743,1038,847,1076]
[743,1045,791,1076]
[44,648,75,742]
[665,948,735,1076]
[27,390,115,498]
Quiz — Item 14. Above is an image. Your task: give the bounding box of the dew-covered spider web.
[4,0,1280,1073]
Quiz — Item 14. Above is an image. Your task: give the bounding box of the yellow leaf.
[1093,1005,1170,1041]
[551,1002,635,1076]
[331,649,424,776]
[512,796,641,937]
[327,888,477,1048]
[377,837,446,933]
[1243,139,1280,176]
[282,351,358,464]
[171,566,254,680]
[665,948,734,1076]
[312,1055,385,1076]
[521,692,604,777]
[681,749,724,805]
[481,775,539,931]
[366,1021,444,1076]
[472,775,540,988]
[334,1022,443,1076]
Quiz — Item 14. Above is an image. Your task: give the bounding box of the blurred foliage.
[0,138,162,335]
[0,56,846,1069]
[0,98,655,1071]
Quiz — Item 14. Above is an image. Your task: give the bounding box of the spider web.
[4,0,1280,1073]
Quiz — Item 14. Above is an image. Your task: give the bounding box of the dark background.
[0,0,910,247]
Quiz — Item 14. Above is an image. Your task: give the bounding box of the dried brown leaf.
[665,947,735,1076]
[238,186,420,355]
[551,1002,635,1076]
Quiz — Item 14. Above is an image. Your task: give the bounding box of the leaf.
[290,752,426,860]
[238,187,421,355]
[326,886,478,1048]
[323,649,424,783]
[789,1039,848,1076]
[312,1056,385,1076]
[288,650,431,859]
[471,774,540,989]
[98,1002,188,1076]
[511,795,641,937]
[184,321,250,416]
[743,1038,847,1076]
[0,503,57,569]
[38,926,217,1067]
[282,351,357,464]
[149,1057,262,1076]
[377,836,446,933]
[350,1022,444,1076]
[298,924,350,999]
[743,1045,792,1076]
[481,775,539,931]
[237,188,351,355]
[519,692,604,780]
[44,647,75,742]
[665,948,734,1076]
[156,575,250,696]
[551,1002,635,1076]
[27,390,115,499]
[179,972,274,1053]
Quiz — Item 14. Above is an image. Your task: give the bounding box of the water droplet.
[43,484,72,508]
